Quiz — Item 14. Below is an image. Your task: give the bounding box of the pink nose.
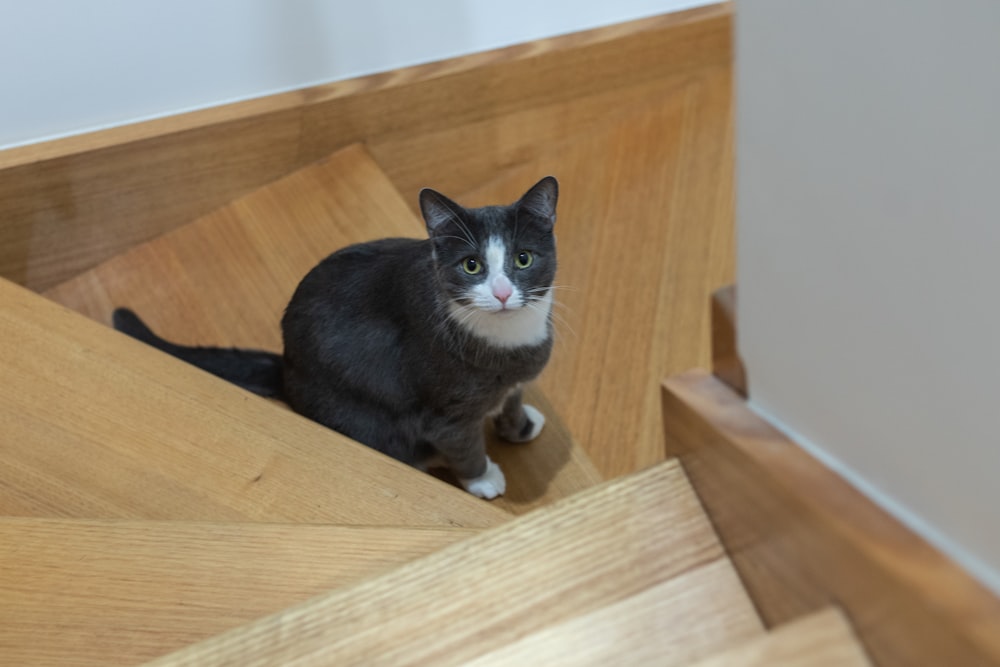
[492,278,513,305]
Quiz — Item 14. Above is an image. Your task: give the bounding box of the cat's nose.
[491,276,513,305]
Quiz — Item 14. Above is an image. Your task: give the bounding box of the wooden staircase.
[5,6,1000,664]
[1,141,873,665]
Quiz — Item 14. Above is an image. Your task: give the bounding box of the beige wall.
[736,0,1000,592]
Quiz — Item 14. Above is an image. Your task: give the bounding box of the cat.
[113,176,559,499]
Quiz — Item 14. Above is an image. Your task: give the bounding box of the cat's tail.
[112,308,284,398]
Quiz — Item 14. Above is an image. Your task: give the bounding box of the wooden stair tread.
[44,142,602,514]
[457,64,735,480]
[459,558,764,667]
[0,518,473,667]
[146,460,756,666]
[685,608,872,667]
[0,278,504,527]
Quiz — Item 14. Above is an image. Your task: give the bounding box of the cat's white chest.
[449,292,552,348]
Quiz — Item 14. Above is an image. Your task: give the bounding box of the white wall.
[0,0,713,149]
[737,0,1000,592]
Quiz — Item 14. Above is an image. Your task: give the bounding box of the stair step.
[686,608,872,667]
[0,278,504,527]
[44,142,601,514]
[0,518,472,667]
[145,460,762,666]
[458,558,763,667]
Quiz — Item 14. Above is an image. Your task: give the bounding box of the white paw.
[460,457,507,499]
[522,404,546,441]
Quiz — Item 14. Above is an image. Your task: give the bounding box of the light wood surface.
[146,460,733,666]
[0,276,504,527]
[459,558,763,667]
[661,369,1000,667]
[45,143,601,514]
[0,4,731,292]
[457,64,736,479]
[686,608,871,667]
[0,519,472,667]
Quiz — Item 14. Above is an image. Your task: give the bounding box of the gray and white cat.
[114,176,559,499]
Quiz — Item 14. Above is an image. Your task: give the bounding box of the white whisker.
[526,284,576,295]
[527,297,577,341]
[436,235,477,250]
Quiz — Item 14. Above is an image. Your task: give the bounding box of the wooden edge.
[661,369,1000,667]
[711,284,747,397]
[686,606,873,667]
[460,558,765,667]
[0,3,731,169]
[143,460,724,666]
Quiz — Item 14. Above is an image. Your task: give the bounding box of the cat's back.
[290,237,426,307]
[281,236,433,349]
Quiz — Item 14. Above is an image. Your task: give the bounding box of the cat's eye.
[462,257,482,275]
[515,251,533,269]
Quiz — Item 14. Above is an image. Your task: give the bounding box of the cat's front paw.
[520,404,545,441]
[459,457,507,499]
[494,404,547,443]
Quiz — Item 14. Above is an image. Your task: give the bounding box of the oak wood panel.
[0,109,304,291]
[45,144,601,514]
[686,608,872,667]
[0,277,506,527]
[300,4,731,173]
[369,72,694,211]
[0,4,731,292]
[661,370,1000,667]
[459,558,763,667]
[146,460,727,666]
[457,65,736,479]
[0,520,472,667]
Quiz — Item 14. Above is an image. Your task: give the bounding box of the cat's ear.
[419,188,464,235]
[516,176,558,229]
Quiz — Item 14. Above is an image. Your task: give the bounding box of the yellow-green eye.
[515,251,533,269]
[462,257,482,275]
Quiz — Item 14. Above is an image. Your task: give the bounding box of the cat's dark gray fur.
[114,177,558,494]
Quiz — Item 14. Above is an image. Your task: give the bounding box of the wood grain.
[459,558,763,667]
[146,460,729,666]
[45,143,601,514]
[0,276,505,527]
[686,608,871,667]
[0,519,472,667]
[711,284,746,396]
[661,369,1000,667]
[458,64,736,479]
[0,4,731,292]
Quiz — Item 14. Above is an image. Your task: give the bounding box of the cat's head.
[418,177,558,348]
